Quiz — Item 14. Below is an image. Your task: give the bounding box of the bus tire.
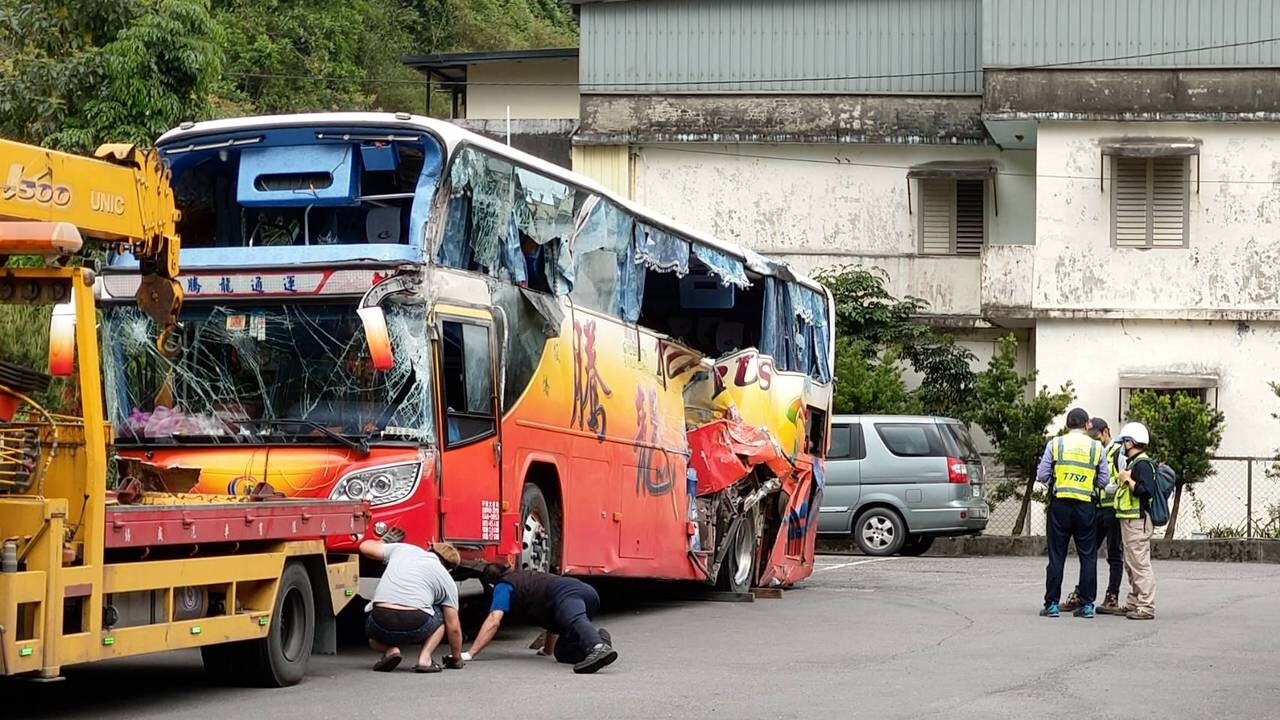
[520,483,559,573]
[716,512,757,594]
[202,561,315,687]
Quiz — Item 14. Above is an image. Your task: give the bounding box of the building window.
[1118,385,1217,422]
[1111,156,1190,248]
[918,178,984,256]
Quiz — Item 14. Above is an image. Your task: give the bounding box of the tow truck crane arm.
[0,139,182,352]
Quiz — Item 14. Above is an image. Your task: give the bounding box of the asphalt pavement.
[7,555,1280,720]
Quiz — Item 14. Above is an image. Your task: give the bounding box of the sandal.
[413,662,444,673]
[373,652,402,672]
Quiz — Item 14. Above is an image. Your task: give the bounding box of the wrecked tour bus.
[98,113,834,591]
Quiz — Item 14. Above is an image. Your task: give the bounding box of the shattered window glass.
[439,146,515,274]
[570,194,634,318]
[514,167,574,294]
[100,302,433,445]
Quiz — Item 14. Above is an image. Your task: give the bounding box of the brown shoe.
[1096,593,1124,615]
[1125,609,1155,620]
[1060,591,1082,612]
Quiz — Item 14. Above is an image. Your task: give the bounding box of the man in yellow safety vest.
[1035,408,1110,618]
[1061,417,1126,615]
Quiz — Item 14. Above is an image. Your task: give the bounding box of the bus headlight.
[331,463,421,506]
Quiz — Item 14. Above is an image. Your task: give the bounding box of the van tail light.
[947,457,969,484]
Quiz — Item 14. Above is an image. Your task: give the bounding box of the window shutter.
[919,178,953,254]
[1113,157,1150,247]
[1112,156,1189,248]
[954,179,984,256]
[1151,157,1188,247]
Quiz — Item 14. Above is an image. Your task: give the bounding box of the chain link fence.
[980,456,1280,539]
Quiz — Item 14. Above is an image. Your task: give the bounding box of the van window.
[874,423,947,458]
[829,423,866,460]
[940,422,981,461]
[829,425,852,459]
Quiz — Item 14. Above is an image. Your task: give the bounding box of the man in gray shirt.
[359,529,465,673]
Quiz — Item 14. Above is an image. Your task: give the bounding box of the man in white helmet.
[1112,421,1158,620]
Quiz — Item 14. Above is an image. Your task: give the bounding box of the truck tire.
[900,534,935,557]
[520,483,560,573]
[201,561,315,687]
[853,507,906,556]
[715,513,757,594]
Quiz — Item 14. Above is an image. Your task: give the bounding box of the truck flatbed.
[105,497,369,549]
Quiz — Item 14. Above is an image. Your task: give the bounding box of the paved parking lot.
[9,555,1280,720]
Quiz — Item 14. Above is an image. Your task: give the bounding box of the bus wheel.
[203,561,315,687]
[716,513,757,594]
[520,483,558,573]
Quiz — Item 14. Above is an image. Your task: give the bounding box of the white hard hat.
[1118,421,1150,446]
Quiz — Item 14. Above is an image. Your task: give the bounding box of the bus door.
[435,309,503,545]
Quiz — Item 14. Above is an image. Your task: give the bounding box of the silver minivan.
[819,415,989,556]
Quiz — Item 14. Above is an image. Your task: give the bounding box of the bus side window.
[440,320,495,446]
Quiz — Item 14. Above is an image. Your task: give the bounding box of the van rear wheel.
[854,508,905,556]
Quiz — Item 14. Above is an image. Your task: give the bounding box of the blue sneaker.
[1040,603,1060,618]
[1073,603,1096,619]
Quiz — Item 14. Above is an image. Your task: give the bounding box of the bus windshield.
[101,302,433,444]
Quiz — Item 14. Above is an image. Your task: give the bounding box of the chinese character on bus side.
[283,274,298,293]
[251,276,265,293]
[218,277,232,294]
[186,277,202,294]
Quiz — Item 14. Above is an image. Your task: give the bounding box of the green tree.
[1126,390,1225,539]
[831,339,920,415]
[0,0,222,151]
[408,0,577,54]
[815,265,976,420]
[973,334,1075,535]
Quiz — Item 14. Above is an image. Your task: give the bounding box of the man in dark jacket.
[463,565,618,674]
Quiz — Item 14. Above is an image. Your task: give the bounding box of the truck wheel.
[202,561,315,687]
[854,507,905,556]
[520,483,560,573]
[715,513,757,594]
[900,534,935,557]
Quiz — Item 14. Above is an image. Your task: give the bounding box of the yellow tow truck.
[0,139,368,686]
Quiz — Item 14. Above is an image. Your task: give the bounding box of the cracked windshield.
[101,303,432,445]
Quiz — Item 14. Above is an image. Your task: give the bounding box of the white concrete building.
[404,48,580,166]
[569,0,1280,471]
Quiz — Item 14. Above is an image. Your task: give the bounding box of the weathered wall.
[577,94,991,145]
[630,143,1035,316]
[466,60,580,120]
[1035,319,1280,458]
[985,69,1280,120]
[1031,121,1280,318]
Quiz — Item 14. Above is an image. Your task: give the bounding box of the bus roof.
[156,112,828,296]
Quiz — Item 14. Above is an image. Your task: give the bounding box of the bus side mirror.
[48,300,75,377]
[358,306,394,371]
